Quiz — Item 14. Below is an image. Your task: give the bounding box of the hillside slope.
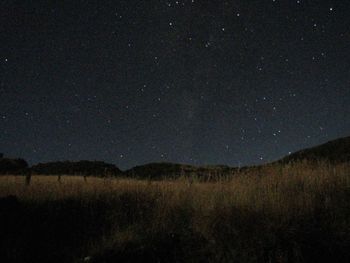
[279,136,350,163]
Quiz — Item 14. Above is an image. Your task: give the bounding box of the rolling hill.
[2,136,349,177]
[279,136,350,163]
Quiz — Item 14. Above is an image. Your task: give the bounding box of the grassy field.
[1,161,350,262]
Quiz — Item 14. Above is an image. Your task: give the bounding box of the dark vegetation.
[1,162,350,263]
[0,137,350,262]
[125,162,236,180]
[0,157,28,175]
[31,161,122,177]
[0,195,115,263]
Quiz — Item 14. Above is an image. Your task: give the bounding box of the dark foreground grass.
[0,161,350,263]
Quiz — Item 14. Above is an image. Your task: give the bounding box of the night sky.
[1,1,350,169]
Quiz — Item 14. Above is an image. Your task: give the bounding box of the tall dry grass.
[0,161,349,262]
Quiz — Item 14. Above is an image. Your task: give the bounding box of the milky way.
[1,1,350,169]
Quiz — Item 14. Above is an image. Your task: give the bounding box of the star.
[0,0,348,170]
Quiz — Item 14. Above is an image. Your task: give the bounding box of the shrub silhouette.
[31,160,122,177]
[0,158,28,175]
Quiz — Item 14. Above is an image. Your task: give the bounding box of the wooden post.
[25,169,31,186]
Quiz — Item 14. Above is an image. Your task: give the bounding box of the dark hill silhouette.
[0,158,29,175]
[127,137,350,179]
[279,136,350,164]
[2,136,349,177]
[31,161,122,177]
[125,162,237,179]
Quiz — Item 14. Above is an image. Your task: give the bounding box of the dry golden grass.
[1,161,348,213]
[1,161,350,262]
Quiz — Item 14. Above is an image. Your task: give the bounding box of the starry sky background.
[1,0,350,169]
